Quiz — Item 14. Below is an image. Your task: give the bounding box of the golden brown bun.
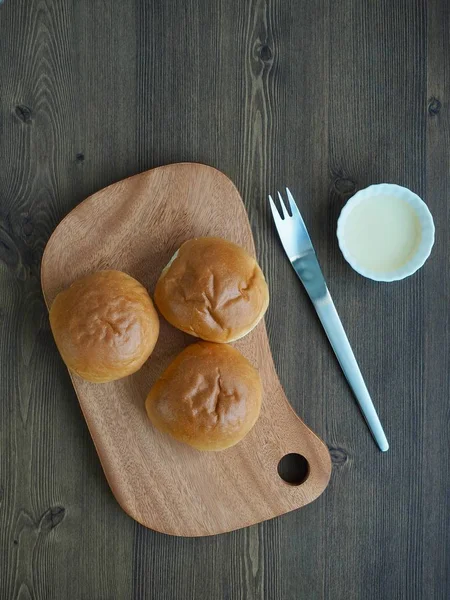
[145,342,262,451]
[49,270,159,383]
[154,237,269,343]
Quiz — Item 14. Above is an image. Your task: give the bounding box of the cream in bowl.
[337,184,435,282]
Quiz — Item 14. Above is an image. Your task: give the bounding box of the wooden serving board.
[41,163,331,537]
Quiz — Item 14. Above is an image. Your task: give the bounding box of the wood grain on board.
[41,163,331,537]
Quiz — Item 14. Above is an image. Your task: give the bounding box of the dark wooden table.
[1,1,449,598]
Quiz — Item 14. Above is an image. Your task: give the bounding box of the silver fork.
[269,188,389,452]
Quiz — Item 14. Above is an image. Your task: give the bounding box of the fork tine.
[268,194,283,226]
[277,191,290,219]
[286,187,309,235]
[285,187,301,218]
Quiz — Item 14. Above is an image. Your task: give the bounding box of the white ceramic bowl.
[337,183,435,282]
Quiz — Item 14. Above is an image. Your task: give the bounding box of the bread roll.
[154,237,269,343]
[49,270,159,382]
[145,342,262,450]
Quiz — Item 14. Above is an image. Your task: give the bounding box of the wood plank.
[326,2,429,599]
[132,0,331,597]
[425,1,450,598]
[0,1,136,598]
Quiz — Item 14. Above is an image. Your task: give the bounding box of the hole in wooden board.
[277,453,309,485]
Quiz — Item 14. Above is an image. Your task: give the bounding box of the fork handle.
[313,292,389,451]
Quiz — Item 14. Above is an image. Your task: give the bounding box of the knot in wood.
[329,446,348,466]
[334,178,356,195]
[258,45,273,62]
[15,105,32,124]
[428,97,441,116]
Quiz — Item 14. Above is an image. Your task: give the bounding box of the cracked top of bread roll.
[145,342,262,451]
[154,237,269,343]
[49,270,159,383]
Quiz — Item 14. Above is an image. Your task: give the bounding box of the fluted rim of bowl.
[336,183,435,282]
